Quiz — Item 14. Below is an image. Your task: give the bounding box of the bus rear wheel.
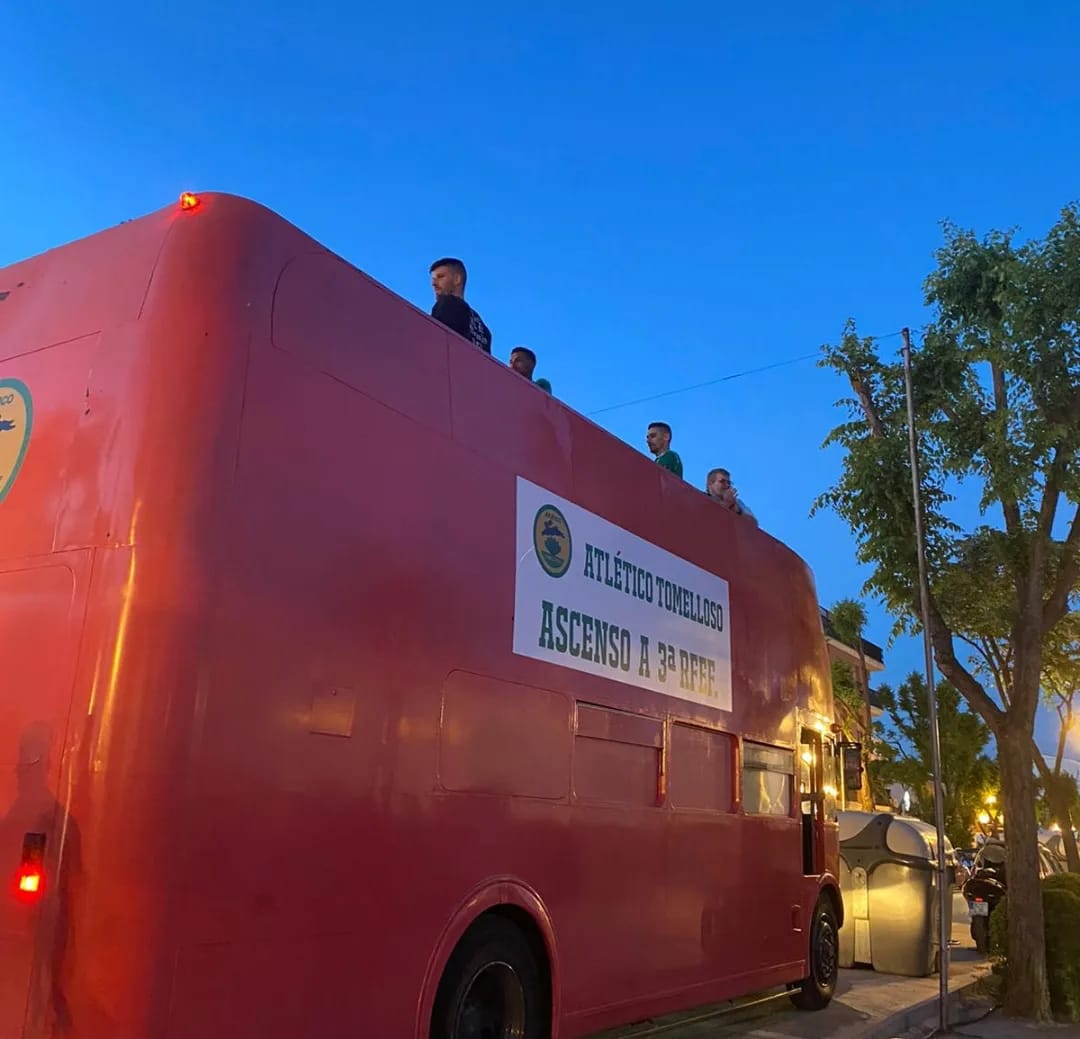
[789,897,839,1011]
[431,916,549,1039]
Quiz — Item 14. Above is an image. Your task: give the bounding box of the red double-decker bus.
[0,193,852,1039]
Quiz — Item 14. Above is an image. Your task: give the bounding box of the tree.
[829,598,876,810]
[934,537,1080,871]
[815,204,1080,1018]
[873,674,998,849]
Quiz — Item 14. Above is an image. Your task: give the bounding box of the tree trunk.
[1047,788,1080,873]
[998,724,1051,1019]
[1031,751,1080,873]
[1061,812,1080,874]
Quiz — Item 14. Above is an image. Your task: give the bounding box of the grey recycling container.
[837,811,956,977]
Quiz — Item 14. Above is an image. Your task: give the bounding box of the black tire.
[971,914,990,954]
[789,897,839,1011]
[430,915,550,1039]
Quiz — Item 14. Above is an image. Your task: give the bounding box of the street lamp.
[976,795,1003,840]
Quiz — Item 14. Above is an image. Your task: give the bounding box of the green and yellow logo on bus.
[533,503,572,578]
[0,379,33,505]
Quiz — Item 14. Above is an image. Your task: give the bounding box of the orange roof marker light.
[179,192,201,211]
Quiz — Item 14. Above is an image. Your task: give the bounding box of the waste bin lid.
[838,810,890,844]
[838,810,956,863]
[885,815,954,863]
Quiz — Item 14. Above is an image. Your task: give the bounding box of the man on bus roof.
[706,467,758,525]
[646,422,683,477]
[429,257,492,354]
[509,346,552,394]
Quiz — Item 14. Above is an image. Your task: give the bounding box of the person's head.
[430,257,467,299]
[646,422,672,456]
[707,468,733,498]
[509,346,537,378]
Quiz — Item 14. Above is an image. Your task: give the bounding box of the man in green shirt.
[646,422,683,477]
[509,346,552,394]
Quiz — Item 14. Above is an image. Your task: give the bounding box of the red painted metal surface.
[0,194,840,1038]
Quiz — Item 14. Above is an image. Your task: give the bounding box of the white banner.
[513,477,732,712]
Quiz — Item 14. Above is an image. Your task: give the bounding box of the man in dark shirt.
[429,257,492,354]
[509,346,552,394]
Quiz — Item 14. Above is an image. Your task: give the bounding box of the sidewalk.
[593,919,992,1039]
[897,1002,1080,1039]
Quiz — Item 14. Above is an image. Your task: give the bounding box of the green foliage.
[816,204,1080,1015]
[815,206,1080,720]
[1042,613,1080,705]
[830,599,869,650]
[932,527,1022,653]
[1044,889,1080,1020]
[990,898,1007,958]
[1044,872,1080,899]
[989,883,1080,1020]
[830,659,864,728]
[873,673,997,847]
[813,318,959,622]
[826,597,879,808]
[1038,772,1080,827]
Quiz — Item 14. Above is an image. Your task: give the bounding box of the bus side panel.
[2,541,208,1039]
[164,329,613,1034]
[171,284,834,1036]
[0,552,90,1039]
[0,212,166,371]
[58,543,198,1039]
[166,342,455,1038]
[0,335,106,562]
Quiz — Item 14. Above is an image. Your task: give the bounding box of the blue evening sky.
[4,2,1078,770]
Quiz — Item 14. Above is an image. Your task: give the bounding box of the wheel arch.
[817,875,844,928]
[416,877,561,1039]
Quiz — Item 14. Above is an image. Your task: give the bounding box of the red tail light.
[13,833,45,904]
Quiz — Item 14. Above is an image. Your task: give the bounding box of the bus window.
[742,742,794,816]
[574,703,663,807]
[669,723,735,813]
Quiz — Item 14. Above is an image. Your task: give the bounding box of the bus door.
[799,728,825,875]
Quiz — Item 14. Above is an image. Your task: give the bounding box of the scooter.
[962,840,1006,954]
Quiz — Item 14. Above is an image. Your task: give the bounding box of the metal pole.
[902,327,951,1034]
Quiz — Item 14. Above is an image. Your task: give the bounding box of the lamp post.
[902,328,951,1033]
